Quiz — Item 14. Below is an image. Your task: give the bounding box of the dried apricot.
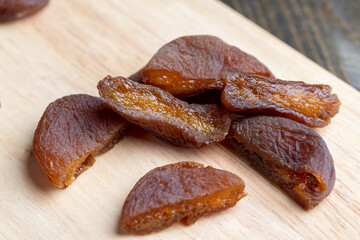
[121,161,246,234]
[229,116,335,209]
[142,35,274,98]
[128,68,144,83]
[0,0,49,22]
[97,76,231,147]
[33,94,129,188]
[221,73,340,128]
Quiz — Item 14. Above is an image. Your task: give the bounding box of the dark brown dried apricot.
[33,94,129,188]
[121,161,246,234]
[142,35,274,98]
[229,116,335,209]
[128,68,144,83]
[0,0,49,22]
[97,76,231,147]
[221,73,340,128]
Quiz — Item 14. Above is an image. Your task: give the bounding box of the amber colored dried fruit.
[142,35,274,98]
[221,73,340,128]
[121,161,246,234]
[98,76,231,147]
[0,0,49,22]
[33,94,129,188]
[229,116,335,209]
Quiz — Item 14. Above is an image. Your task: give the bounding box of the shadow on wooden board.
[25,147,57,192]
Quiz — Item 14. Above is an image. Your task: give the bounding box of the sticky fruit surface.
[121,161,246,234]
[142,35,274,98]
[33,94,129,188]
[229,116,335,209]
[221,73,340,128]
[98,76,231,147]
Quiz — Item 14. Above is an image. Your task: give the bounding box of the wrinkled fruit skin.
[33,94,129,188]
[142,35,274,98]
[229,116,335,209]
[0,0,49,22]
[128,68,144,83]
[221,73,340,128]
[121,161,246,234]
[98,76,231,147]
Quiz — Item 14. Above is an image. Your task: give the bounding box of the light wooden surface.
[1,0,360,239]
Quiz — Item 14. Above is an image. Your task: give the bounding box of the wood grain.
[223,0,360,90]
[0,0,360,239]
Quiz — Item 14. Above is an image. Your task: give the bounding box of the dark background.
[222,0,360,90]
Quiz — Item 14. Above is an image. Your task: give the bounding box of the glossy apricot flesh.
[97,76,231,147]
[121,162,246,234]
[142,35,274,98]
[33,94,129,188]
[229,116,335,209]
[221,73,341,128]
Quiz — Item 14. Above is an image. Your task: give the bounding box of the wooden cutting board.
[1,0,359,239]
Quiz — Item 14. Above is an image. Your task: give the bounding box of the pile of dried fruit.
[33,35,340,234]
